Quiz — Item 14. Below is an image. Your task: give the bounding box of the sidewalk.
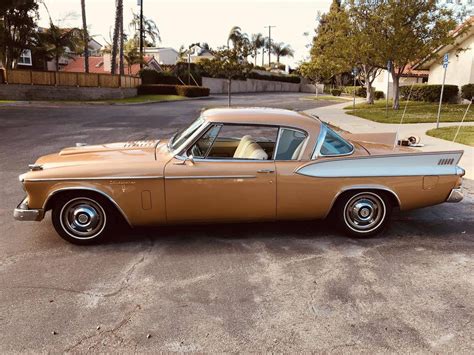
[305,101,474,179]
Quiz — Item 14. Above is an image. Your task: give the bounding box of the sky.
[37,0,333,67]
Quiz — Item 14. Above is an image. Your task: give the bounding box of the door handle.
[257,169,275,174]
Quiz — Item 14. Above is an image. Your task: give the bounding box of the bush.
[374,91,385,100]
[0,69,5,84]
[138,84,210,97]
[331,89,342,96]
[400,84,459,102]
[139,70,181,85]
[343,86,366,97]
[248,71,301,83]
[176,85,210,97]
[461,84,474,101]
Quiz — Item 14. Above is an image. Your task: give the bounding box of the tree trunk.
[391,72,400,110]
[111,0,121,74]
[261,48,264,66]
[254,49,257,66]
[365,80,374,104]
[228,79,231,107]
[119,0,124,75]
[55,54,60,71]
[81,0,89,73]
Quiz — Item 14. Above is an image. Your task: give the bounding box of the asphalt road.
[0,93,473,352]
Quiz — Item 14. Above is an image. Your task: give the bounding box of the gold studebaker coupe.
[15,108,464,244]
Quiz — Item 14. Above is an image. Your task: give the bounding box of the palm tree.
[129,12,160,47]
[80,0,89,73]
[110,0,122,74]
[227,26,243,49]
[36,23,81,71]
[123,40,141,75]
[271,42,294,64]
[250,33,265,66]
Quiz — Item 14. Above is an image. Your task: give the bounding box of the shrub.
[461,84,474,101]
[248,72,301,83]
[331,89,342,96]
[139,70,181,85]
[400,84,458,102]
[176,85,210,97]
[138,84,210,97]
[374,91,385,100]
[343,86,366,97]
[0,69,5,84]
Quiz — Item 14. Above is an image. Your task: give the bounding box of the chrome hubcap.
[344,193,386,233]
[60,198,106,239]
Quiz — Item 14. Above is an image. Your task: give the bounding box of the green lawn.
[345,100,474,124]
[426,126,474,147]
[100,94,186,104]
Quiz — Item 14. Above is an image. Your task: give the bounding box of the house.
[61,54,161,75]
[372,66,428,99]
[413,16,474,90]
[188,44,214,63]
[143,47,179,65]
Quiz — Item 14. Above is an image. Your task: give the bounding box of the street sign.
[443,53,449,69]
[387,60,392,72]
[352,67,358,76]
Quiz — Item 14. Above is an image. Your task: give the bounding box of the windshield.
[169,117,205,152]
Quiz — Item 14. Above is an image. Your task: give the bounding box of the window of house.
[274,128,307,160]
[18,50,32,66]
[189,124,279,160]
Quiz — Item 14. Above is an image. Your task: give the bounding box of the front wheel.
[335,191,392,238]
[52,194,116,245]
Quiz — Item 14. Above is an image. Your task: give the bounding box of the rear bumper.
[13,198,44,221]
[446,188,463,203]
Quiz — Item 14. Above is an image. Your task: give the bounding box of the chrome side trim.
[25,176,163,182]
[298,151,464,178]
[42,187,132,227]
[165,175,256,180]
[324,185,402,218]
[446,188,463,203]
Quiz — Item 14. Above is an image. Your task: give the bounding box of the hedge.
[247,71,301,83]
[138,84,210,97]
[0,69,5,84]
[331,89,342,96]
[342,86,366,97]
[400,84,459,102]
[374,91,385,100]
[461,84,474,101]
[140,70,182,85]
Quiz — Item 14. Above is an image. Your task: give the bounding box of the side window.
[195,124,279,160]
[275,128,307,160]
[188,124,221,158]
[320,127,353,156]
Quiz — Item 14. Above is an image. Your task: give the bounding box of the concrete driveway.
[0,93,473,352]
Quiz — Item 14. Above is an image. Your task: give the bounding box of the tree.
[200,48,251,106]
[80,0,89,73]
[377,0,457,109]
[227,26,250,59]
[123,39,141,74]
[299,61,322,96]
[0,0,38,69]
[111,0,122,75]
[129,11,160,47]
[271,42,294,64]
[227,26,243,49]
[36,23,81,71]
[250,33,264,66]
[309,0,352,86]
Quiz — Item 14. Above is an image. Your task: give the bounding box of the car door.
[164,123,278,223]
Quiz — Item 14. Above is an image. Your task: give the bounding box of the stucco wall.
[202,77,301,94]
[428,35,474,87]
[0,84,137,100]
[373,69,425,99]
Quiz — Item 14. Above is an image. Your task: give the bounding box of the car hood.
[22,139,173,181]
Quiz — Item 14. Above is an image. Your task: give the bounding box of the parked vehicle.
[14,107,464,244]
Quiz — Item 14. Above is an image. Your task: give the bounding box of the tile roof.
[61,55,156,75]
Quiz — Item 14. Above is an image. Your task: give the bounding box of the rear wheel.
[52,193,116,245]
[335,191,392,238]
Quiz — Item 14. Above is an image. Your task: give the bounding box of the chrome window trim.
[171,117,210,156]
[312,124,354,159]
[42,187,132,227]
[24,176,163,182]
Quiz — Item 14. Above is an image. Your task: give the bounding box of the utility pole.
[264,25,275,67]
[138,0,144,70]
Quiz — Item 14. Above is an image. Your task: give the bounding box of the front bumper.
[446,188,463,203]
[13,198,44,221]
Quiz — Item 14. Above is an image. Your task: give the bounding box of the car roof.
[202,107,321,132]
